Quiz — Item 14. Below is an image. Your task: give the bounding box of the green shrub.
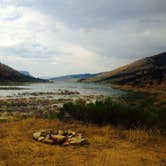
[58,97,166,130]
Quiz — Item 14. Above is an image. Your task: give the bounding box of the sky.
[0,0,166,77]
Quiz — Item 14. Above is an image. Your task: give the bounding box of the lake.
[0,81,125,98]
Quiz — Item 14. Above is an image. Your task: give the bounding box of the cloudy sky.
[0,0,166,77]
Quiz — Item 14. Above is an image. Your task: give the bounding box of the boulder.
[33,132,41,140]
[42,138,54,144]
[38,136,45,142]
[51,134,66,144]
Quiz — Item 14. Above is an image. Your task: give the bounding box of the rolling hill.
[80,52,166,87]
[50,73,98,81]
[0,63,46,83]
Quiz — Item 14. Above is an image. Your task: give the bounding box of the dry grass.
[112,83,166,94]
[0,118,165,166]
[112,84,166,106]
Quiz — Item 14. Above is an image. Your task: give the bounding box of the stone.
[68,135,73,139]
[51,134,66,144]
[67,130,74,135]
[46,134,50,139]
[38,136,45,142]
[72,132,76,136]
[40,129,52,137]
[52,130,58,135]
[58,129,64,135]
[33,129,88,146]
[62,141,70,146]
[63,130,68,136]
[33,132,41,140]
[42,138,54,144]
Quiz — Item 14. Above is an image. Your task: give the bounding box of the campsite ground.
[0,118,165,166]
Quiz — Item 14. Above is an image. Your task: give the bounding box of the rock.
[45,134,51,139]
[33,132,41,140]
[68,135,73,139]
[39,129,52,133]
[63,130,68,136]
[39,129,52,137]
[42,138,54,144]
[52,130,58,135]
[58,129,64,135]
[67,130,74,135]
[72,132,76,136]
[38,136,45,142]
[51,135,66,144]
[69,137,87,145]
[33,129,88,146]
[62,141,70,146]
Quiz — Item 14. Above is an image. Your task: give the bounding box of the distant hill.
[80,52,166,87]
[19,71,32,77]
[50,73,98,81]
[0,63,46,83]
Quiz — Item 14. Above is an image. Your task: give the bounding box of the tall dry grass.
[0,118,165,166]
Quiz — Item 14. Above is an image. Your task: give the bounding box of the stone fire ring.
[33,129,88,146]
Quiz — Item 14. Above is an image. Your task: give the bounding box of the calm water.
[0,81,125,98]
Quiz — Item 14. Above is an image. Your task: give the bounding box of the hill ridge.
[0,62,45,82]
[80,52,166,86]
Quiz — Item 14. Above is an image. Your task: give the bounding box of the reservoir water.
[0,81,125,98]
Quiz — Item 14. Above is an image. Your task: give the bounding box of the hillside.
[0,63,46,83]
[80,52,166,87]
[51,73,98,81]
[19,71,32,77]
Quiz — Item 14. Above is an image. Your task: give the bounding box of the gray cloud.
[0,0,166,76]
[25,0,166,28]
[6,0,166,28]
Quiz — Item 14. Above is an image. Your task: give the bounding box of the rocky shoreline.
[0,90,105,122]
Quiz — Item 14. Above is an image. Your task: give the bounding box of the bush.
[58,97,166,130]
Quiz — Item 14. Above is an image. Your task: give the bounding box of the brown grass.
[112,84,166,106]
[112,83,166,92]
[0,118,165,166]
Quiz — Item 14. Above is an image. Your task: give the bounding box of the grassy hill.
[80,52,166,87]
[0,63,46,83]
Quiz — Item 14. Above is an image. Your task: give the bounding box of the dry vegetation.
[0,118,165,166]
[0,90,165,166]
[112,83,166,93]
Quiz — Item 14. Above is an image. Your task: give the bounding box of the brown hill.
[0,63,45,82]
[80,52,166,87]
